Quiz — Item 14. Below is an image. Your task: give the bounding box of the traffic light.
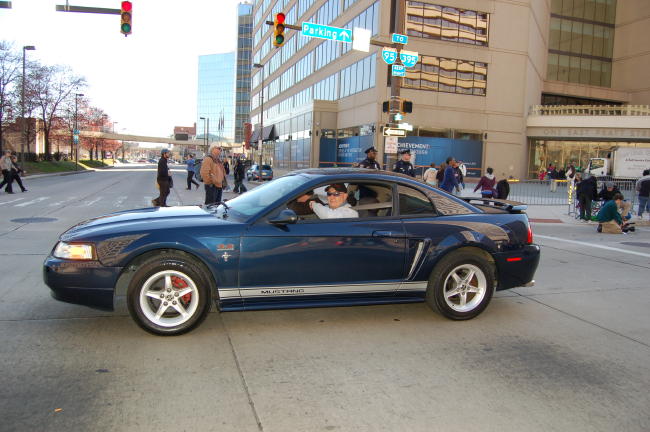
[382,101,389,113]
[120,1,132,36]
[273,13,286,47]
[401,100,413,114]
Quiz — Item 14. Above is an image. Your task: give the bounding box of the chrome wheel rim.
[443,264,487,312]
[139,270,199,327]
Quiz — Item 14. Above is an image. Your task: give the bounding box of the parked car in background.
[246,164,273,181]
[43,168,539,335]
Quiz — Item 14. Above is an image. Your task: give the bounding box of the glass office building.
[235,3,254,145]
[197,52,236,144]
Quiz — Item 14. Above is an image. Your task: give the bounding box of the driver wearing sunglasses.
[309,183,359,219]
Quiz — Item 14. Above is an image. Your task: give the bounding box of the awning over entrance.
[249,125,278,144]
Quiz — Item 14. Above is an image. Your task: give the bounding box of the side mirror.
[269,209,298,225]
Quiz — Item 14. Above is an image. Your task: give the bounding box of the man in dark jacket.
[496,178,510,200]
[577,174,598,221]
[233,159,247,194]
[439,157,459,194]
[393,149,415,177]
[358,146,381,170]
[152,148,172,207]
[598,181,620,201]
[635,169,650,219]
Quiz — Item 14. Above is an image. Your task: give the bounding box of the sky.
[1,0,246,138]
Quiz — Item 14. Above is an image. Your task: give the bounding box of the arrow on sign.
[382,127,407,137]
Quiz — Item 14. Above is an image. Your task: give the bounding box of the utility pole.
[389,0,405,126]
[21,46,35,163]
[74,92,83,170]
[253,63,265,167]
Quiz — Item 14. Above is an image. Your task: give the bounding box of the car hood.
[60,206,236,240]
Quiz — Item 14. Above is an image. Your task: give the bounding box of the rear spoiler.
[461,197,528,213]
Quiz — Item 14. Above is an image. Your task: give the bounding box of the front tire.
[426,250,495,320]
[127,252,212,335]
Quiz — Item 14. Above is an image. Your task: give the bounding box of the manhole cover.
[620,242,650,248]
[10,217,58,223]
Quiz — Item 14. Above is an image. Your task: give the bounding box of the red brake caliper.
[171,276,191,303]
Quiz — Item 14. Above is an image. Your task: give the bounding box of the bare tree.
[30,64,85,158]
[79,106,106,160]
[0,42,20,153]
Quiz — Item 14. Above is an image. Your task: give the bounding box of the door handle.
[372,230,403,238]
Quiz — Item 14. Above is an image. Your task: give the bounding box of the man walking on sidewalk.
[185,154,200,190]
[200,144,225,205]
[0,150,15,194]
[233,158,247,194]
[152,149,172,207]
[635,169,650,220]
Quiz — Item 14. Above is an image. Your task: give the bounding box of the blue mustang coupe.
[44,169,539,335]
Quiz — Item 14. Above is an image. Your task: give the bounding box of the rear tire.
[127,252,212,335]
[426,250,495,320]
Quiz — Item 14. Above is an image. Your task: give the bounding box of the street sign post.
[399,50,419,68]
[302,22,352,43]
[397,123,413,131]
[391,64,406,77]
[382,126,407,137]
[385,136,398,153]
[352,27,371,52]
[381,47,397,64]
[391,33,408,44]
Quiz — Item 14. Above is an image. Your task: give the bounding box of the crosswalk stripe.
[15,197,48,207]
[83,196,102,207]
[0,198,26,206]
[114,195,127,207]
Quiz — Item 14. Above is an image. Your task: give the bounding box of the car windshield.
[218,174,311,218]
[261,165,272,170]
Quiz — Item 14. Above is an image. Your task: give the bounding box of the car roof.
[288,168,416,181]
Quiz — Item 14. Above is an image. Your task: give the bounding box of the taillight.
[526,224,533,244]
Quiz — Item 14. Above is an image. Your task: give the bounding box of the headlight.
[53,242,94,260]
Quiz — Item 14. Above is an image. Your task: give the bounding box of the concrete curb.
[23,169,94,180]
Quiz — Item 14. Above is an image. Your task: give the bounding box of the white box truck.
[586,147,650,178]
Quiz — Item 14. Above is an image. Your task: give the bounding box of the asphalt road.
[1,165,649,432]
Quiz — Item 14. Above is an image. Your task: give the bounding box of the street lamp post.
[101,114,107,164]
[112,121,118,162]
[253,63,264,166]
[74,92,84,171]
[21,45,35,163]
[200,116,206,156]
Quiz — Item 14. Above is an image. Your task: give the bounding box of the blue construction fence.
[319,136,483,178]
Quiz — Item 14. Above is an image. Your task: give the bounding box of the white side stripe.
[535,234,650,258]
[219,281,429,299]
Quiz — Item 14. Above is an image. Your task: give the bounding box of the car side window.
[289,182,394,222]
[427,190,474,215]
[398,185,436,216]
[347,183,393,218]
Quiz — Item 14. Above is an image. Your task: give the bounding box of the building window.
[339,54,376,99]
[404,55,487,96]
[547,0,616,87]
[405,2,489,46]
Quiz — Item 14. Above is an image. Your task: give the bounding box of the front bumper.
[43,256,122,310]
[494,244,540,290]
